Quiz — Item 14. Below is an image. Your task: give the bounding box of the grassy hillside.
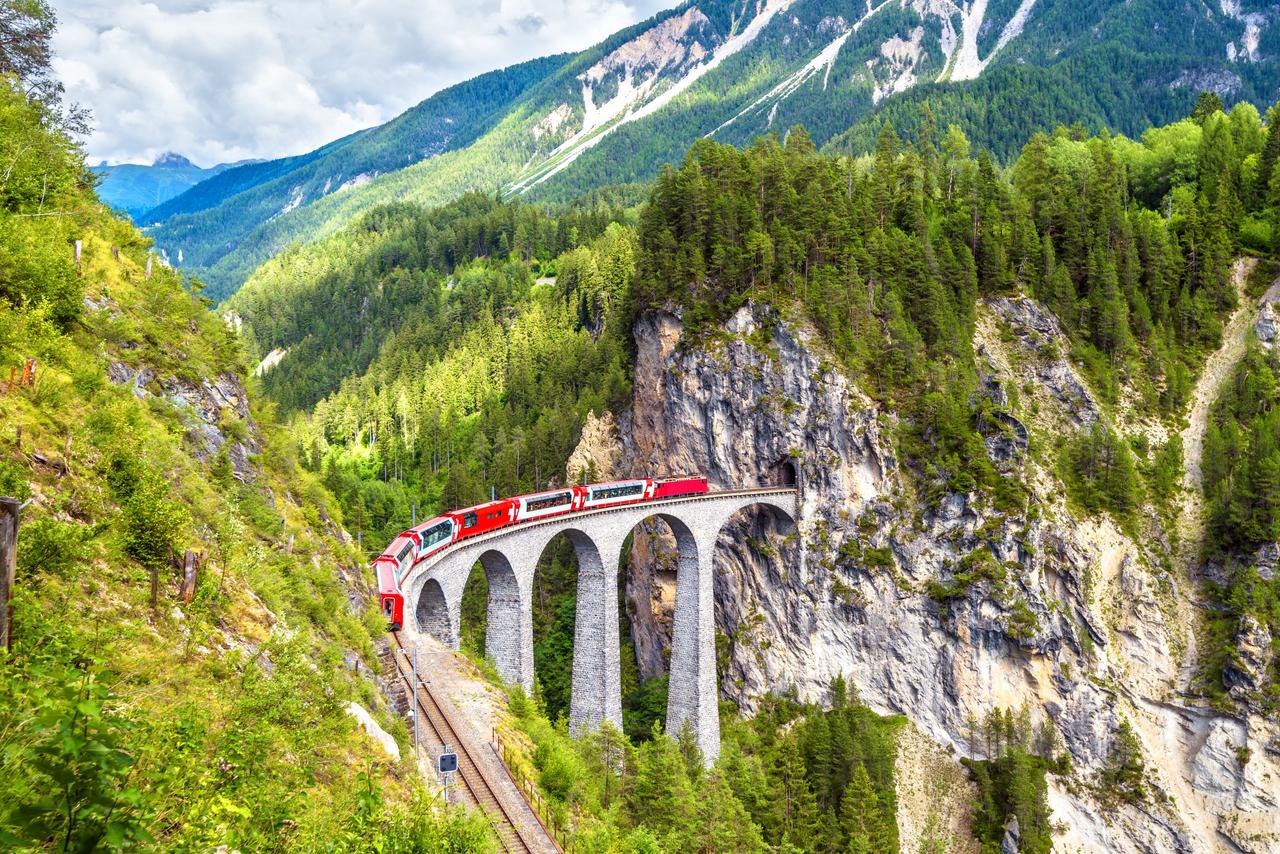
[0,58,491,851]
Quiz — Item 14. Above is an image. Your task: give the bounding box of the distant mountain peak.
[153,151,195,169]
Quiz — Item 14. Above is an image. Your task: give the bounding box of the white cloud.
[51,0,675,166]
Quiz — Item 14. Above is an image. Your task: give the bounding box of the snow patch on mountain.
[1221,0,1267,63]
[871,26,926,103]
[711,0,891,138]
[532,103,574,140]
[273,186,304,220]
[511,0,795,194]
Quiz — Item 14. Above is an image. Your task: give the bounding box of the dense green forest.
[499,676,909,853]
[1199,335,1280,710]
[637,98,1258,507]
[139,0,1280,300]
[0,4,492,849]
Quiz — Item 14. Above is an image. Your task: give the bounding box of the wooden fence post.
[0,498,19,652]
[74,239,82,271]
[111,246,119,262]
[21,358,35,387]
[60,433,72,478]
[145,255,153,279]
[180,550,198,603]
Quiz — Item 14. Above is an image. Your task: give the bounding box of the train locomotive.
[375,476,708,630]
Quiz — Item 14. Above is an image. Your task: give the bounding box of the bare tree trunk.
[180,550,198,603]
[0,498,18,651]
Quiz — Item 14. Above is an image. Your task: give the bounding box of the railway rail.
[384,632,557,854]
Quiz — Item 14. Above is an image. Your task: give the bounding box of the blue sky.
[52,0,674,166]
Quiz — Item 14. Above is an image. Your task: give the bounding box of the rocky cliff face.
[613,303,1280,853]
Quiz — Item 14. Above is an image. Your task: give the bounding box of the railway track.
[384,632,555,854]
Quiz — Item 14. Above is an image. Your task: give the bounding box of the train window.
[396,541,415,563]
[590,483,643,501]
[420,521,451,548]
[526,491,571,512]
[464,512,477,528]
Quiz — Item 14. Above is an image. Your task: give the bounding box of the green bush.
[17,517,91,580]
[121,472,188,570]
[1239,215,1273,252]
[0,458,31,501]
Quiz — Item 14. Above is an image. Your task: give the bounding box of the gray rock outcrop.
[613,303,1280,853]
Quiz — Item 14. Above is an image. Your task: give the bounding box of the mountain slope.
[144,53,573,299]
[150,0,1280,299]
[92,152,238,220]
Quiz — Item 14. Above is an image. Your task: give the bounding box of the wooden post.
[145,255,153,279]
[285,533,294,555]
[111,246,119,262]
[60,433,71,477]
[73,239,82,270]
[180,550,198,603]
[0,498,18,652]
[21,358,35,387]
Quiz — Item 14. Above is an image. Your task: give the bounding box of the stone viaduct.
[400,488,797,762]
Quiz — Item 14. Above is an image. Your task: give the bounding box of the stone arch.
[416,577,456,648]
[534,527,617,735]
[474,549,528,689]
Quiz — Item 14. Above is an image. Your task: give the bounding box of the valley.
[6,0,1280,851]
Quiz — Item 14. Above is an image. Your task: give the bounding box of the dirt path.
[1172,258,1280,689]
[1181,258,1257,493]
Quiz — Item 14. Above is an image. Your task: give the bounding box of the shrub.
[0,458,31,501]
[17,517,90,580]
[121,472,188,570]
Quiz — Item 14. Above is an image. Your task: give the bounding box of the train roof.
[448,498,514,515]
[511,486,577,501]
[409,515,452,534]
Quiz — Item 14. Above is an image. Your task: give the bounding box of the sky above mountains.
[52,0,673,167]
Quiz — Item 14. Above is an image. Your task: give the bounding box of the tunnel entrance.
[771,456,798,488]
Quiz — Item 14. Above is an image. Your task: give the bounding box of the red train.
[375,476,708,629]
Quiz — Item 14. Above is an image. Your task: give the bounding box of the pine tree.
[839,763,893,853]
[769,739,821,849]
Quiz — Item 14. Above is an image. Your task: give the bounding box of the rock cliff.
[613,302,1280,853]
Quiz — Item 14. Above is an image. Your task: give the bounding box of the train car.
[576,478,654,511]
[410,515,457,560]
[652,475,709,499]
[449,498,517,540]
[376,562,404,630]
[513,487,576,522]
[374,532,417,630]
